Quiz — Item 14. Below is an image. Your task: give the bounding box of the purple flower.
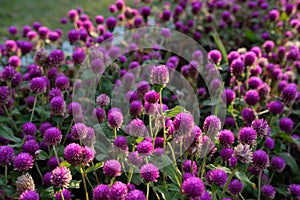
[19,190,39,200]
[238,127,257,146]
[93,107,106,123]
[220,147,234,161]
[47,156,62,170]
[183,160,198,175]
[50,166,72,188]
[50,96,66,116]
[14,152,33,171]
[228,179,243,195]
[34,48,48,66]
[208,50,222,65]
[125,189,146,200]
[48,49,64,67]
[230,59,244,76]
[289,184,300,198]
[67,102,82,116]
[126,119,148,137]
[252,150,269,169]
[71,123,87,140]
[218,129,234,146]
[173,112,194,135]
[136,140,153,155]
[244,90,260,106]
[93,184,110,200]
[64,143,82,166]
[264,137,275,150]
[267,100,283,114]
[30,77,47,94]
[263,40,275,53]
[49,88,63,101]
[262,184,276,200]
[251,119,269,137]
[241,108,256,124]
[114,136,128,151]
[200,191,212,200]
[221,89,236,104]
[144,90,159,103]
[82,127,96,147]
[205,169,228,186]
[103,160,121,177]
[244,51,257,66]
[0,86,10,105]
[22,140,39,155]
[234,143,253,164]
[1,65,16,81]
[128,151,143,166]
[43,172,52,188]
[0,146,14,166]
[281,83,297,105]
[140,164,159,182]
[181,177,205,198]
[270,156,286,173]
[55,76,70,91]
[279,117,294,133]
[106,17,117,32]
[44,127,62,146]
[55,189,71,200]
[109,182,128,200]
[68,30,79,43]
[203,115,221,138]
[151,65,169,86]
[96,94,110,107]
[248,77,262,89]
[72,50,85,65]
[107,108,123,129]
[130,100,142,116]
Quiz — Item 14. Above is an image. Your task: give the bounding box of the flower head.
[151,65,169,86]
[238,127,257,146]
[140,164,159,182]
[93,184,110,200]
[30,77,47,94]
[270,156,286,172]
[103,160,121,177]
[203,115,221,138]
[228,179,243,195]
[252,150,269,169]
[205,169,228,186]
[19,190,39,200]
[44,127,62,146]
[50,166,72,188]
[181,177,205,198]
[16,173,35,194]
[14,153,34,171]
[0,146,14,166]
[262,185,276,200]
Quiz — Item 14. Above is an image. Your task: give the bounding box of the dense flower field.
[0,0,300,199]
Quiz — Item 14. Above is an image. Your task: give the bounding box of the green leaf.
[154,185,171,200]
[274,133,295,143]
[278,153,298,175]
[153,84,164,93]
[207,164,231,174]
[212,29,228,63]
[0,126,21,143]
[135,137,144,144]
[36,150,49,161]
[85,162,103,173]
[69,180,82,189]
[60,161,71,168]
[0,116,10,123]
[235,170,256,189]
[244,29,263,43]
[164,106,187,117]
[39,186,54,199]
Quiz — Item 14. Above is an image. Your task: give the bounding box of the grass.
[0,0,116,40]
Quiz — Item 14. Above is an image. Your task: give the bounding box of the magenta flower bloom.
[208,49,222,64]
[279,117,294,133]
[50,166,72,188]
[47,156,62,170]
[50,96,66,116]
[109,182,128,200]
[0,146,14,166]
[203,115,221,138]
[0,86,10,105]
[230,59,244,76]
[55,189,71,200]
[220,147,234,161]
[67,102,82,116]
[183,160,198,175]
[181,177,205,198]
[244,51,257,66]
[14,152,34,171]
[219,129,234,146]
[144,90,160,103]
[19,190,39,200]
[173,112,194,135]
[221,89,236,104]
[252,150,269,169]
[128,151,143,166]
[151,65,169,86]
[262,185,276,200]
[251,119,269,137]
[238,127,257,146]
[136,140,153,155]
[140,163,159,182]
[264,137,275,150]
[270,156,286,172]
[205,169,228,186]
[22,140,39,156]
[44,127,62,146]
[1,65,16,81]
[129,100,143,116]
[107,108,123,129]
[81,146,95,165]
[244,90,260,106]
[267,100,284,114]
[93,107,106,123]
[72,50,85,65]
[64,143,82,166]
[289,184,300,199]
[48,49,64,67]
[30,77,47,94]
[125,189,146,200]
[93,184,110,200]
[70,123,87,140]
[241,108,256,124]
[228,179,243,195]
[103,160,121,177]
[114,136,128,151]
[55,75,70,91]
[281,83,297,105]
[96,94,110,107]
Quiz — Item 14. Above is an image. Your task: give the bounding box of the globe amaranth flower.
[48,49,64,67]
[22,140,39,156]
[262,184,276,200]
[181,177,205,198]
[221,89,236,104]
[1,65,16,81]
[93,184,110,200]
[238,127,257,146]
[126,119,148,137]
[251,119,269,137]
[279,117,294,133]
[244,90,260,106]
[70,123,87,140]
[82,127,96,147]
[183,160,198,175]
[241,108,256,124]
[0,86,10,105]
[103,160,121,177]
[109,181,128,200]
[205,169,228,186]
[234,143,253,164]
[96,94,110,107]
[114,136,128,152]
[47,156,62,170]
[151,65,169,86]
[55,189,71,200]
[270,156,286,173]
[16,173,35,194]
[64,143,82,166]
[136,140,153,155]
[81,146,95,165]
[44,127,62,146]
[67,102,82,116]
[252,150,269,169]
[264,137,275,150]
[50,166,72,188]
[289,184,300,199]
[208,49,222,65]
[30,77,47,94]
[128,151,143,166]
[144,90,160,103]
[107,108,123,129]
[49,88,63,101]
[130,100,143,116]
[140,163,159,182]
[72,50,85,65]
[14,152,34,171]
[93,107,106,123]
[200,191,212,200]
[218,129,234,146]
[230,59,244,76]
[55,75,70,91]
[267,100,283,114]
[50,96,66,116]
[248,77,262,89]
[281,83,297,105]
[173,112,194,136]
[203,115,221,138]
[0,145,14,166]
[19,190,39,200]
[228,179,243,195]
[244,51,257,66]
[34,48,48,66]
[125,189,146,200]
[220,147,234,161]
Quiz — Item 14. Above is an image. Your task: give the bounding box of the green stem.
[220,170,235,199]
[258,170,262,200]
[146,183,150,200]
[4,165,7,186]
[268,171,275,184]
[53,145,60,165]
[149,115,153,138]
[200,157,207,178]
[127,165,133,184]
[239,193,246,200]
[30,95,38,122]
[80,167,89,200]
[60,190,65,200]
[3,105,18,132]
[35,161,43,179]
[114,128,117,139]
[91,161,100,185]
[85,174,94,190]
